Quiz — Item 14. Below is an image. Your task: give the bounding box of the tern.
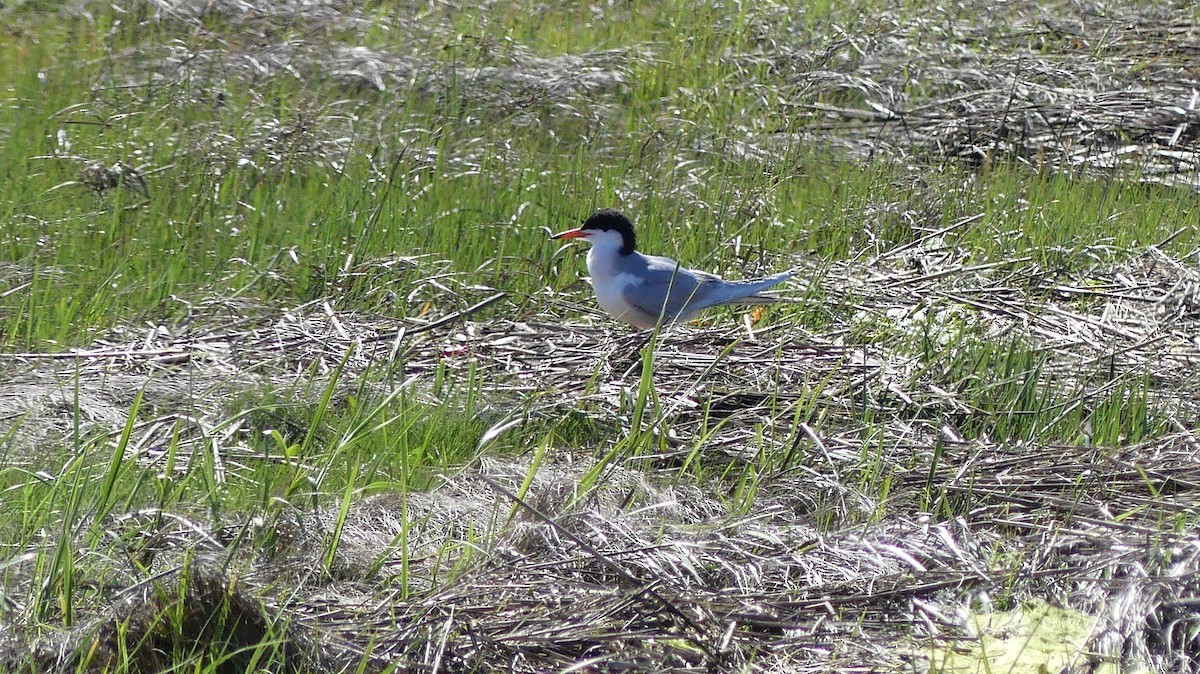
[551,209,792,328]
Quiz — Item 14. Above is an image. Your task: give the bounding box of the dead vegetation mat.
[4,239,1200,671]
[7,0,1200,671]
[56,0,1200,194]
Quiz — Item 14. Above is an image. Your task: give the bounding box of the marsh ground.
[3,0,1200,671]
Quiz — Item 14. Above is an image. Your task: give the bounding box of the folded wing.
[620,254,791,323]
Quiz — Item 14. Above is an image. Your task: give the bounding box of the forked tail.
[711,271,793,306]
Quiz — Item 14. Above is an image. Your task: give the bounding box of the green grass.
[4,2,1193,350]
[2,0,1198,669]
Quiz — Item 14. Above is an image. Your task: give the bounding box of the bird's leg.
[611,328,655,377]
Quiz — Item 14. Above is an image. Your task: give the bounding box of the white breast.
[591,272,646,324]
[584,231,663,327]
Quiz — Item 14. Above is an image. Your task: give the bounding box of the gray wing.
[620,254,723,322]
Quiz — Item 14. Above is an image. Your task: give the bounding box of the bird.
[551,209,792,328]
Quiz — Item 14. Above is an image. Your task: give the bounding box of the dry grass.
[6,0,1200,672]
[3,231,1200,670]
[787,1,1200,187]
